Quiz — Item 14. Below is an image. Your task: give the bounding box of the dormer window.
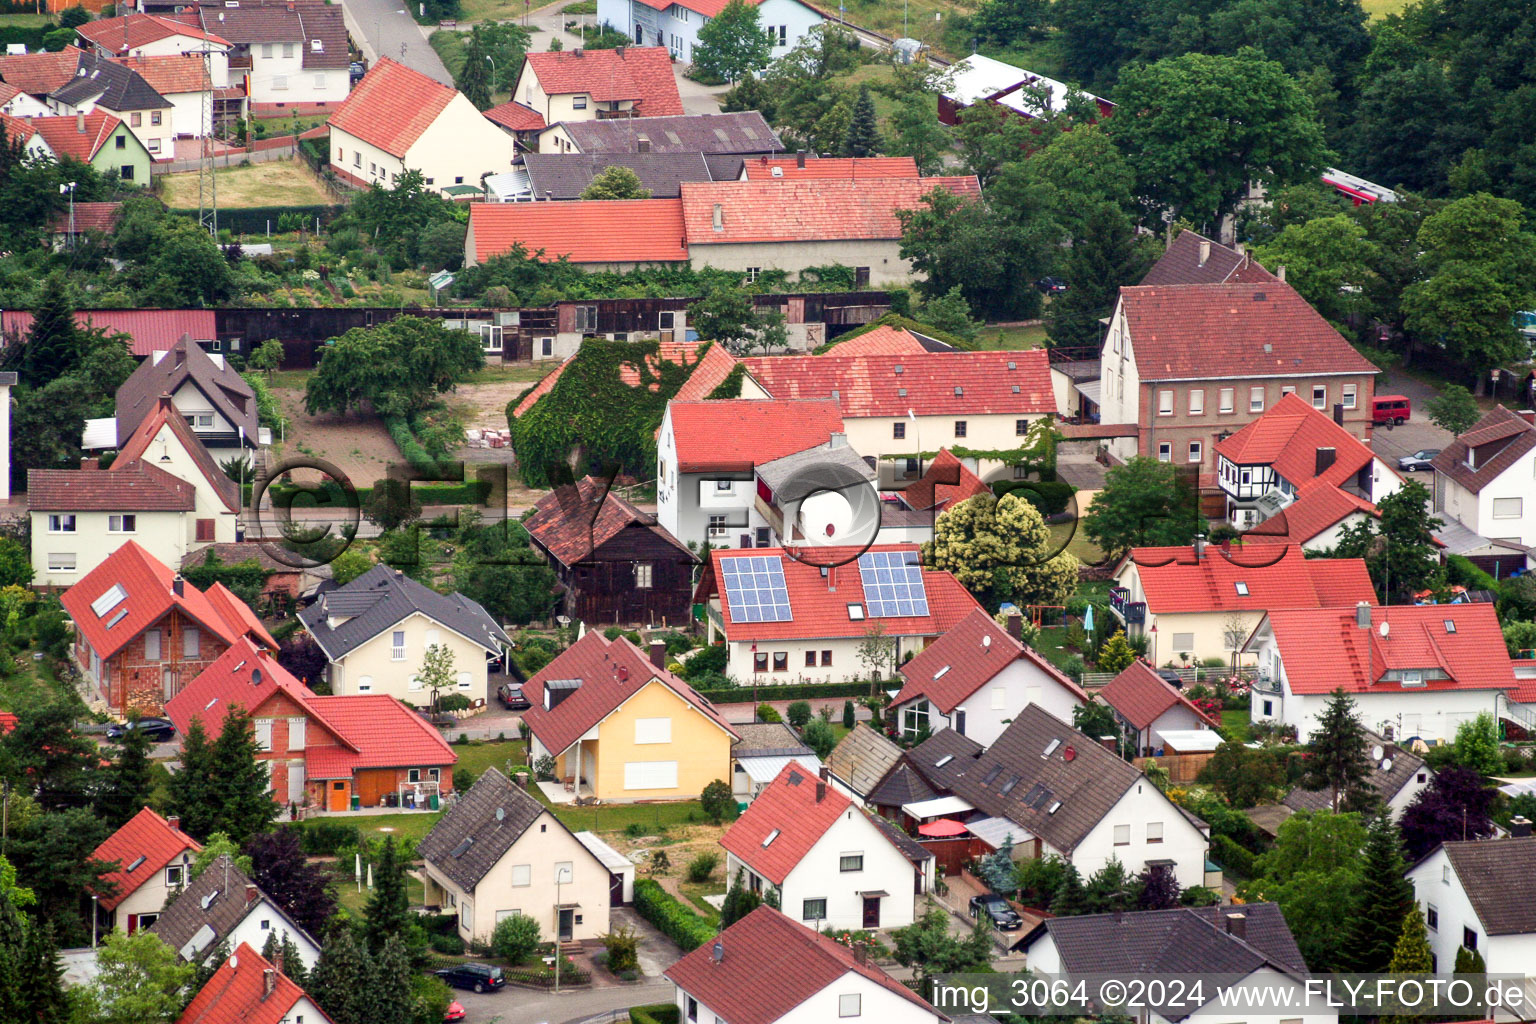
[847,603,864,620]
[1235,582,1249,596]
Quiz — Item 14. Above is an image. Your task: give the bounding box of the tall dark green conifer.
[459,27,492,110]
[1338,810,1415,972]
[373,935,413,1024]
[310,930,373,1024]
[17,274,81,389]
[206,705,278,845]
[1045,203,1153,348]
[15,921,69,1024]
[167,716,217,840]
[1050,862,1090,916]
[1299,688,1372,811]
[362,837,411,955]
[102,716,156,829]
[844,85,882,157]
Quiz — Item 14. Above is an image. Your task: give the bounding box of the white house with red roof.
[694,543,984,685]
[512,46,680,136]
[741,343,1058,490]
[1096,660,1219,757]
[75,14,232,85]
[167,640,458,811]
[1244,602,1522,743]
[600,0,828,63]
[1215,392,1403,545]
[1108,542,1376,666]
[90,807,202,934]
[656,397,845,547]
[892,608,1086,747]
[175,943,333,1024]
[721,763,932,930]
[1431,406,1536,550]
[327,58,516,193]
[666,905,948,1024]
[62,541,276,717]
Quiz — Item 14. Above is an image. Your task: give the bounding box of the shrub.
[756,703,782,723]
[492,913,542,964]
[428,932,465,955]
[437,694,472,712]
[604,925,639,973]
[633,879,716,952]
[700,779,734,824]
[1211,834,1256,878]
[785,700,813,728]
[630,1005,682,1024]
[298,821,359,856]
[843,700,856,729]
[686,851,720,883]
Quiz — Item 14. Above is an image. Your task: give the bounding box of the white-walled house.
[666,906,946,1024]
[598,0,826,63]
[328,58,517,193]
[1283,733,1431,822]
[179,944,331,1024]
[90,808,201,934]
[1431,406,1536,549]
[1246,602,1517,744]
[513,46,681,127]
[192,0,349,109]
[721,764,932,931]
[417,769,612,946]
[1405,835,1536,978]
[149,854,321,970]
[904,706,1210,890]
[891,607,1087,747]
[76,14,232,87]
[1097,660,1220,757]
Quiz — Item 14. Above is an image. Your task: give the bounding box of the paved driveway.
[340,0,453,83]
[1364,374,1456,481]
[446,977,673,1023]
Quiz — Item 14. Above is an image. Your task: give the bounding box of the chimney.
[616,44,625,58]
[1007,614,1023,640]
[712,203,723,231]
[273,945,284,976]
[816,776,827,802]
[637,135,650,153]
[1511,816,1533,838]
[76,111,86,133]
[1193,534,1207,561]
[618,664,629,682]
[1197,238,1210,267]
[796,149,805,169]
[649,639,666,670]
[172,574,185,597]
[1356,601,1372,629]
[1277,265,1287,283]
[158,392,174,412]
[1518,410,1536,425]
[1315,447,1337,476]
[81,457,99,471]
[573,47,583,57]
[1097,734,1117,752]
[262,968,276,999]
[828,431,847,448]
[167,815,180,832]
[1225,912,1247,940]
[1333,402,1345,426]
[245,883,258,907]
[853,941,868,965]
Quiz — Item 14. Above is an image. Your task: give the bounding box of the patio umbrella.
[917,818,969,837]
[1083,605,1095,633]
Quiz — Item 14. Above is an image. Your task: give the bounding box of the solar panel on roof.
[857,550,930,618]
[720,554,792,623]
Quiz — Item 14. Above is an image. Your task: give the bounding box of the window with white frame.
[357,675,373,693]
[1493,497,1522,519]
[254,718,273,750]
[1113,824,1130,845]
[1172,632,1195,651]
[1157,442,1172,462]
[1188,389,1205,415]
[1219,387,1235,414]
[1147,821,1164,843]
[572,95,587,109]
[839,994,861,1017]
[511,864,531,886]
[839,853,863,872]
[634,563,653,589]
[391,630,406,660]
[1188,441,1202,463]
[1158,390,1173,416]
[283,42,295,58]
[47,552,76,572]
[1313,384,1327,409]
[1343,383,1358,409]
[165,865,184,887]
[707,515,727,537]
[108,514,136,533]
[1250,386,1265,412]
[48,514,76,533]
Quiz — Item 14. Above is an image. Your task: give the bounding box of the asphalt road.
[446,977,673,1024]
[341,0,453,84]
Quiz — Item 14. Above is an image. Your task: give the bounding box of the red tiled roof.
[29,110,126,161]
[743,156,920,180]
[519,631,737,757]
[303,695,457,778]
[511,357,571,418]
[177,943,331,1024]
[1140,229,1277,288]
[27,458,194,511]
[114,393,239,510]
[91,807,201,911]
[825,325,932,356]
[900,449,992,514]
[670,339,739,401]
[742,348,1054,418]
[720,762,853,884]
[617,339,710,388]
[61,541,267,660]
[696,543,985,643]
[0,110,35,146]
[0,712,15,733]
[1244,479,1379,548]
[0,308,217,356]
[523,47,681,116]
[328,57,455,158]
[0,46,86,96]
[1098,660,1219,731]
[109,53,210,94]
[166,639,327,739]
[666,906,946,1024]
[204,581,279,650]
[47,201,122,235]
[1216,393,1386,489]
[1262,603,1516,695]
[1121,544,1376,614]
[483,99,545,132]
[665,399,844,473]
[469,198,687,265]
[680,176,980,243]
[78,14,230,51]
[895,607,1086,712]
[525,475,693,566]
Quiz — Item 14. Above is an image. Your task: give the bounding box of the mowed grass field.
[160,159,334,209]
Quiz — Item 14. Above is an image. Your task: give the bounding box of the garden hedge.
[633,879,716,952]
[176,204,344,235]
[694,680,874,703]
[631,1006,682,1024]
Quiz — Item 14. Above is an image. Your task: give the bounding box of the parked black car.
[106,717,176,742]
[498,683,531,711]
[1156,668,1185,689]
[1036,276,1068,294]
[434,963,505,993]
[969,893,1024,930]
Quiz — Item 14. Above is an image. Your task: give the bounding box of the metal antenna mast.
[196,37,218,237]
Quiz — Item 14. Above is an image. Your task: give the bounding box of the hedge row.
[695,681,874,703]
[174,204,344,235]
[246,477,492,507]
[1211,833,1256,878]
[633,878,716,952]
[631,1006,682,1024]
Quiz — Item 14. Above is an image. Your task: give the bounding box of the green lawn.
[465,363,558,385]
[0,653,78,715]
[1220,709,1252,744]
[546,799,711,834]
[973,323,1049,350]
[307,812,446,847]
[0,12,55,26]
[452,739,527,779]
[677,880,725,924]
[336,870,426,915]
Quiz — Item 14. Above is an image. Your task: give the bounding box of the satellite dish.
[1379,622,1391,637]
[495,807,505,821]
[982,635,992,650]
[1371,744,1385,761]
[1063,745,1076,762]
[1381,757,1393,771]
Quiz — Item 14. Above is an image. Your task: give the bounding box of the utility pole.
[196,42,218,237]
[59,181,75,249]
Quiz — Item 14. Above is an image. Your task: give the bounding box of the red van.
[1372,395,1411,425]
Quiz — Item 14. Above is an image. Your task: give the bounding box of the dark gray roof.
[704,154,746,181]
[522,151,716,200]
[825,724,902,797]
[908,706,1151,854]
[148,854,315,963]
[1284,732,1428,814]
[866,759,942,810]
[190,0,350,70]
[868,809,931,865]
[51,54,167,112]
[1027,904,1308,998]
[116,337,258,446]
[419,768,581,891]
[563,112,781,155]
[732,722,812,757]
[298,564,512,660]
[1437,837,1536,935]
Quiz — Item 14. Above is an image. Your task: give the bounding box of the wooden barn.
[524,476,697,628]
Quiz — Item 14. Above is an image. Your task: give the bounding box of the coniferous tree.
[1084,858,1138,913]
[102,716,157,829]
[0,886,26,1022]
[1453,944,1485,974]
[206,705,279,845]
[2,700,101,811]
[844,85,882,157]
[310,930,373,1024]
[1383,909,1434,1024]
[193,939,230,995]
[719,869,762,928]
[1045,203,1155,348]
[373,935,413,1024]
[16,273,81,389]
[167,717,218,840]
[1299,688,1372,812]
[14,921,68,1024]
[1050,862,1089,916]
[279,934,310,988]
[362,837,412,955]
[1339,810,1415,973]
[459,27,492,109]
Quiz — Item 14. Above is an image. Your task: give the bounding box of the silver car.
[1397,449,1440,472]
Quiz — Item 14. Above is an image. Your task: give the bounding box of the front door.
[328,780,349,811]
[862,896,880,929]
[558,908,574,941]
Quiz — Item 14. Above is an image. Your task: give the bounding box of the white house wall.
[31,509,189,589]
[1407,849,1536,976]
[674,968,943,1024]
[602,0,824,62]
[690,240,913,287]
[777,806,920,930]
[1071,780,1208,891]
[899,658,1084,749]
[218,901,321,970]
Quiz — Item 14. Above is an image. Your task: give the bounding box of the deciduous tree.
[304,316,485,418]
[1082,457,1200,557]
[1425,384,1480,436]
[247,828,336,937]
[691,0,772,83]
[688,284,788,354]
[1253,214,1379,327]
[83,929,195,1024]
[1332,480,1443,603]
[925,492,1080,609]
[580,165,649,200]
[1399,768,1495,859]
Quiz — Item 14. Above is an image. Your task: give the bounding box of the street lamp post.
[59,181,75,249]
[90,894,99,949]
[486,54,495,95]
